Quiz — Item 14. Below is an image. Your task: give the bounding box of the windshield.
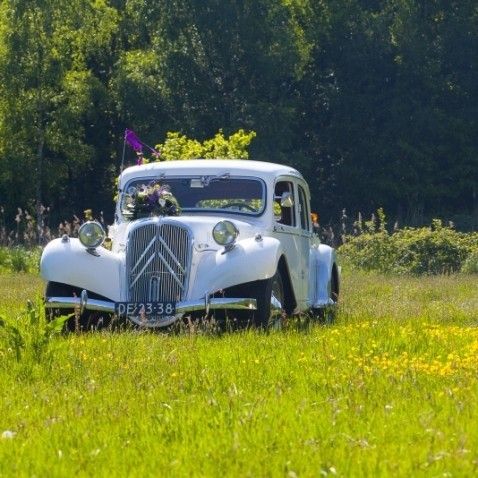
[120,176,265,220]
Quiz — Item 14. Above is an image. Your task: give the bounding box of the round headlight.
[213,221,239,246]
[79,221,106,249]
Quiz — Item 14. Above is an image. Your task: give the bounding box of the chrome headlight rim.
[212,220,239,246]
[78,221,106,249]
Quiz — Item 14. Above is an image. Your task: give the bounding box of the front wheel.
[252,271,286,329]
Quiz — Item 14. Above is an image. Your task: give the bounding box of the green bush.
[0,248,9,269]
[338,231,395,273]
[0,301,68,367]
[462,249,478,274]
[392,221,470,274]
[340,214,478,275]
[10,247,28,272]
[0,247,41,273]
[154,129,256,161]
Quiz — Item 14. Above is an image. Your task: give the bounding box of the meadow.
[0,270,478,477]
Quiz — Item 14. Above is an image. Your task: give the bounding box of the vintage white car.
[41,160,339,329]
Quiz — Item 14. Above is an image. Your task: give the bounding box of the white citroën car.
[41,160,339,329]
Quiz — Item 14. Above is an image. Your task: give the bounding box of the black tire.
[45,281,77,331]
[45,281,112,332]
[252,271,286,329]
[207,272,286,329]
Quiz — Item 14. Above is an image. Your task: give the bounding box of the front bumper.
[44,290,257,326]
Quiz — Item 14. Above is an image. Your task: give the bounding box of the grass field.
[0,271,477,477]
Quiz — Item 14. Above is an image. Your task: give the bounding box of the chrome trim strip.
[155,248,184,289]
[130,236,156,274]
[45,296,115,313]
[45,296,257,315]
[157,233,186,274]
[130,253,155,289]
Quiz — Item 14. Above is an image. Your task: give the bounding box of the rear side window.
[298,185,310,231]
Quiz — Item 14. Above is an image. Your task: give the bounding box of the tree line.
[0,0,477,229]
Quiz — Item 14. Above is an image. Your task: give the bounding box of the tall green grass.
[0,272,477,477]
[0,247,41,273]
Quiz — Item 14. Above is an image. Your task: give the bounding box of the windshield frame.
[118,174,267,221]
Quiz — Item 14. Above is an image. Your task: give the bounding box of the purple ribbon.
[124,129,161,164]
[125,129,143,153]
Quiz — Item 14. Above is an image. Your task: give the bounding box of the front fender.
[189,236,283,298]
[40,238,123,301]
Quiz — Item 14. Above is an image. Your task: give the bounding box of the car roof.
[119,159,304,187]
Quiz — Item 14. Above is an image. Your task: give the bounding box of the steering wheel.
[222,202,256,212]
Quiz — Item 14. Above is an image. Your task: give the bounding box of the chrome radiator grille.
[126,222,192,302]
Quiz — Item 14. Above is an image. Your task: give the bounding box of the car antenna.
[120,133,127,174]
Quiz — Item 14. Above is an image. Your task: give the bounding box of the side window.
[298,185,310,231]
[274,181,296,227]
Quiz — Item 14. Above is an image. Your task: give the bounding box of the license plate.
[115,301,176,318]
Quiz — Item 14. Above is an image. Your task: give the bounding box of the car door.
[295,182,312,306]
[272,178,308,310]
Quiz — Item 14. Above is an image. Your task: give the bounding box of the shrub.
[0,248,9,269]
[0,246,41,273]
[0,301,68,367]
[339,231,395,273]
[391,221,469,274]
[462,250,478,274]
[340,213,478,275]
[10,247,28,272]
[155,129,256,161]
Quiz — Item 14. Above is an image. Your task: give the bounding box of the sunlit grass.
[0,273,43,309]
[0,271,478,476]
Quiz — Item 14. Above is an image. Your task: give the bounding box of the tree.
[155,129,256,161]
[296,0,478,224]
[114,0,308,162]
[0,0,118,230]
[1,0,477,231]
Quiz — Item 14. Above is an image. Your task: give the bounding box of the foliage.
[1,272,478,475]
[0,247,41,273]
[298,1,478,220]
[0,0,118,222]
[340,212,478,274]
[0,204,104,247]
[462,250,478,274]
[0,1,477,227]
[0,300,67,367]
[155,129,256,161]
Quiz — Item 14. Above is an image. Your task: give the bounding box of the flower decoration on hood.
[125,182,181,218]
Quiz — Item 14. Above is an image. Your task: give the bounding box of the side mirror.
[280,191,294,208]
